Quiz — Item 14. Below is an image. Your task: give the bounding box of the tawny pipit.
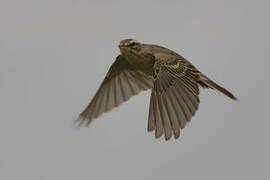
[78,39,237,141]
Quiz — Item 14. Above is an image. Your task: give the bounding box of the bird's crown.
[119,39,140,49]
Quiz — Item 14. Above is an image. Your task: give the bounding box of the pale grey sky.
[0,0,269,179]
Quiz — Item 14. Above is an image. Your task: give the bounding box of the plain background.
[0,0,269,179]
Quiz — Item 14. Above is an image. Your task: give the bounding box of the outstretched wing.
[78,55,154,126]
[148,58,200,140]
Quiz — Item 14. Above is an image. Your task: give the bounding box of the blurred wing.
[148,59,200,140]
[78,55,154,126]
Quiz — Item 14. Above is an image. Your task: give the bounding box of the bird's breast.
[122,52,154,76]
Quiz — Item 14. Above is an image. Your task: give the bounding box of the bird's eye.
[129,42,138,48]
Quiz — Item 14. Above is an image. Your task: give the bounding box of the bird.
[77,39,237,141]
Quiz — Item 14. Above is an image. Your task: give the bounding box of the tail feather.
[199,74,237,101]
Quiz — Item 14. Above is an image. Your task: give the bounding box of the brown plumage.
[78,39,237,141]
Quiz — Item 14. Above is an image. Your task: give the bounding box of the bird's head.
[119,39,142,57]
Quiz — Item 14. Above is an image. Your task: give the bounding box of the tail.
[198,74,238,101]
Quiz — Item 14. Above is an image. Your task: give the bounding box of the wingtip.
[74,114,94,128]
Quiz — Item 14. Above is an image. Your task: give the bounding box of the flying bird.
[78,39,237,140]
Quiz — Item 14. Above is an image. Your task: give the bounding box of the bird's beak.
[119,44,128,49]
